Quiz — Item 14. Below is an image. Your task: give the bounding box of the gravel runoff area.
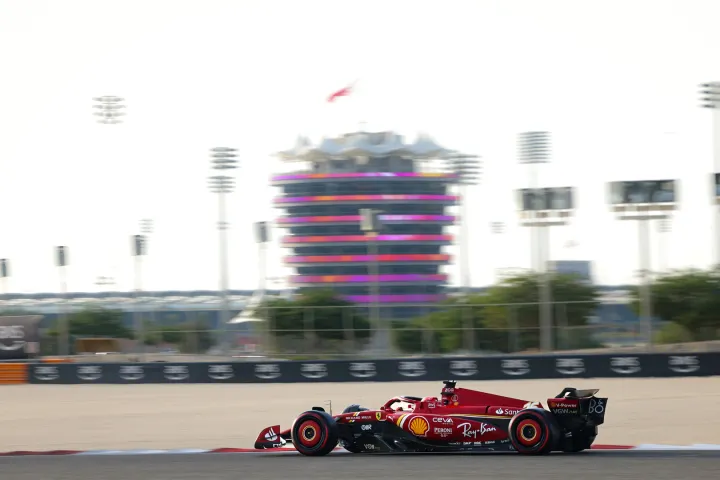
[2,377,717,452]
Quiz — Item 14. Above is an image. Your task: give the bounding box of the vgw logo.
[349,362,376,378]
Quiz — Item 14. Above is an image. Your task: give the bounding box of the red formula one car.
[254,380,608,456]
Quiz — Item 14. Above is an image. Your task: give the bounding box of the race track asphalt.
[1,450,719,480]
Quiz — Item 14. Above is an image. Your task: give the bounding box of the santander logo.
[494,407,521,416]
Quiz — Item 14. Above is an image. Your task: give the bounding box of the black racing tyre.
[508,409,560,455]
[291,411,339,456]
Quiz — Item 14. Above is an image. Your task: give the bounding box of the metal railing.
[29,301,720,360]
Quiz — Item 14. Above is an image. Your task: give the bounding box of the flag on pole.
[327,84,354,103]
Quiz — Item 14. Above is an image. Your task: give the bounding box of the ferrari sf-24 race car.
[254,380,608,456]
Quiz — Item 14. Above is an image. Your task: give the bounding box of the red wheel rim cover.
[297,420,321,447]
[516,419,542,446]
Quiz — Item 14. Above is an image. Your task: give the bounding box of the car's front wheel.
[291,411,339,456]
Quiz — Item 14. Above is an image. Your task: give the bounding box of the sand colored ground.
[2,378,718,451]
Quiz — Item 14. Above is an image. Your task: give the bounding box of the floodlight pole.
[208,147,239,353]
[699,82,720,266]
[657,218,671,274]
[609,183,676,350]
[446,153,482,291]
[92,95,125,295]
[518,131,553,352]
[55,246,69,356]
[447,153,481,352]
[140,219,155,335]
[637,211,654,347]
[0,259,8,298]
[490,222,505,282]
[131,234,147,356]
[254,221,271,353]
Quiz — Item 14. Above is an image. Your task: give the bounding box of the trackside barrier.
[25,352,720,384]
[0,363,28,385]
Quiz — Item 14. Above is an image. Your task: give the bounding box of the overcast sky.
[1,0,719,294]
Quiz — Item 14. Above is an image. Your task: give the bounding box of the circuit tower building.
[273,130,466,318]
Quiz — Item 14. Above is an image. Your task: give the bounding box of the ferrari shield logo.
[376,412,383,421]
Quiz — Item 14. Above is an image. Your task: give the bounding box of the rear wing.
[547,387,608,424]
[554,387,598,399]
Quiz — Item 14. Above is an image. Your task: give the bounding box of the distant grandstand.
[0,285,639,330]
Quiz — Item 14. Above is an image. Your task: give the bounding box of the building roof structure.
[0,285,636,314]
[276,131,459,162]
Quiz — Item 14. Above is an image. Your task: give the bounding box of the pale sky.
[1,0,719,294]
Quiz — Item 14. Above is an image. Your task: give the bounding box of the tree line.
[0,307,214,355]
[255,268,720,354]
[2,268,718,355]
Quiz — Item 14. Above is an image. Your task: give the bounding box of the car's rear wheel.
[508,409,560,455]
[291,411,339,456]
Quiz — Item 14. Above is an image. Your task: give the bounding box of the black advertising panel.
[0,315,41,360]
[519,187,574,211]
[25,353,720,385]
[609,180,677,205]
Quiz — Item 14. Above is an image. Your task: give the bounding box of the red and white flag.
[327,84,354,103]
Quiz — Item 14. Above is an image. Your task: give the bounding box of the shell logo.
[408,416,429,436]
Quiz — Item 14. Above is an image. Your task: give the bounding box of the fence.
[32,299,714,360]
